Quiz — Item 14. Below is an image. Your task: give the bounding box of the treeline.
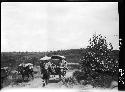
[1,48,84,68]
[1,48,118,70]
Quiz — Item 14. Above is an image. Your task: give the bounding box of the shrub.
[80,34,119,79]
[72,70,114,88]
[91,75,110,88]
[72,70,88,83]
[61,76,77,88]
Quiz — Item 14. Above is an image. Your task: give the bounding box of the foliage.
[72,70,116,88]
[72,70,87,83]
[80,34,119,78]
[61,76,77,88]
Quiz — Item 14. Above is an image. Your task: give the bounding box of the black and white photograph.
[1,2,119,92]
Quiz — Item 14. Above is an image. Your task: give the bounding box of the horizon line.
[1,47,87,53]
[1,47,119,53]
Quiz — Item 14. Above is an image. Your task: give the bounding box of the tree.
[80,34,119,76]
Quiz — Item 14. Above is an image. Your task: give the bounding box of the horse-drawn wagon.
[39,55,68,86]
[17,63,34,80]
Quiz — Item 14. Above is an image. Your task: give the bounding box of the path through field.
[3,69,75,89]
[3,69,118,92]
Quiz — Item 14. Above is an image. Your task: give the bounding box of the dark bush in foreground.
[61,76,77,88]
[90,73,113,88]
[72,70,87,83]
[72,70,117,88]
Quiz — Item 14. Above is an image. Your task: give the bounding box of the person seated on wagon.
[51,63,56,72]
[60,59,68,70]
[45,60,52,70]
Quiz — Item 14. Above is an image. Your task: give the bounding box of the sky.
[1,2,119,52]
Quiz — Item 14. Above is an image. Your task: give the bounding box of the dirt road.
[3,70,74,89]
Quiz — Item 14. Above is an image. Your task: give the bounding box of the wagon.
[50,55,67,76]
[39,55,67,79]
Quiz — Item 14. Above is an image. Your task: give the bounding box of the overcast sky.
[1,2,119,52]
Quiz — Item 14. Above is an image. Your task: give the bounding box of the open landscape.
[1,2,119,92]
[1,48,119,91]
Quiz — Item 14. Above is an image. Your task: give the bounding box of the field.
[1,48,119,89]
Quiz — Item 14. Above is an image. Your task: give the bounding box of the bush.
[72,70,88,83]
[72,70,114,88]
[80,34,119,78]
[90,74,113,88]
[61,76,77,88]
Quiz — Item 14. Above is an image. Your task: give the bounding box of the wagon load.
[50,55,65,67]
[50,59,60,67]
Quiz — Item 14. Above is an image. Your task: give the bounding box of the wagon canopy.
[39,55,65,66]
[51,55,65,60]
[40,56,51,61]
